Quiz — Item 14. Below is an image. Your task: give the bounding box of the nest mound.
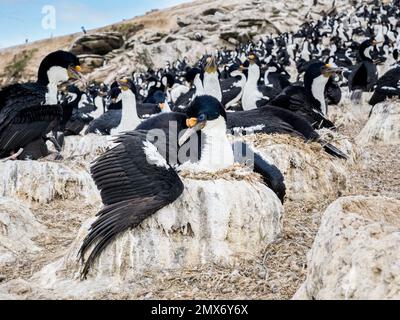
[294,196,400,300]
[240,133,353,203]
[357,101,400,146]
[0,198,45,268]
[61,135,111,163]
[0,160,100,204]
[8,177,283,299]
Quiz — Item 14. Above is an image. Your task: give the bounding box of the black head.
[179,95,227,146]
[305,61,342,83]
[152,90,166,104]
[118,78,136,95]
[110,81,119,90]
[186,95,226,123]
[109,86,122,100]
[247,52,260,65]
[185,67,202,84]
[37,50,81,85]
[67,84,81,95]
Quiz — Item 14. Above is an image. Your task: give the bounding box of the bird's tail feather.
[321,141,348,160]
[78,198,165,280]
[232,141,286,202]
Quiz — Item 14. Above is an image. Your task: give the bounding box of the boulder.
[294,196,400,300]
[357,101,400,145]
[0,160,99,204]
[176,17,192,27]
[77,54,105,69]
[142,32,168,45]
[70,32,124,56]
[0,198,45,267]
[21,174,283,298]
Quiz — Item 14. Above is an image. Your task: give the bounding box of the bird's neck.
[203,72,222,102]
[112,90,140,135]
[90,96,104,118]
[198,117,234,172]
[45,82,59,105]
[309,75,329,115]
[194,76,205,97]
[247,64,260,87]
[264,70,271,86]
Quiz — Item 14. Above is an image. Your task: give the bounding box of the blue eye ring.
[198,114,207,122]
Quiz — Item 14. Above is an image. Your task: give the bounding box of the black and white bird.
[348,39,380,102]
[0,50,81,160]
[369,62,400,106]
[79,95,286,278]
[85,80,141,135]
[84,86,122,135]
[202,56,222,102]
[241,54,279,110]
[227,104,347,159]
[221,70,247,110]
[270,62,341,129]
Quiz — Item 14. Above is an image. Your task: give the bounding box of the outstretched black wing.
[79,130,184,278]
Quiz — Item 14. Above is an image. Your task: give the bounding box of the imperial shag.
[0,50,81,160]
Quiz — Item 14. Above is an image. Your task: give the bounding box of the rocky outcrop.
[357,101,400,145]
[0,198,45,267]
[70,32,124,56]
[82,0,355,82]
[6,176,283,298]
[294,196,400,300]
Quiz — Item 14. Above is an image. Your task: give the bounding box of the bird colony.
[0,0,399,299]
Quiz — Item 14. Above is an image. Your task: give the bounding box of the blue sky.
[0,0,188,48]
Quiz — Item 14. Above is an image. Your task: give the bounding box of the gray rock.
[177,17,191,27]
[142,32,167,45]
[77,54,105,69]
[70,32,124,56]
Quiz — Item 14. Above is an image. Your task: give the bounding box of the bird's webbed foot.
[1,148,24,162]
